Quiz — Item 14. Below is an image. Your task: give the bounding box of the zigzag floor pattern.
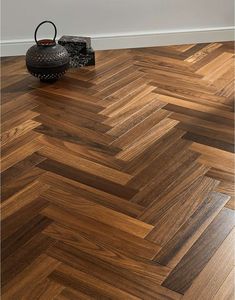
[1,42,234,299]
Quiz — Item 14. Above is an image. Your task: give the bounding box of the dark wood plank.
[47,242,181,300]
[38,159,137,200]
[162,208,235,294]
[154,192,230,267]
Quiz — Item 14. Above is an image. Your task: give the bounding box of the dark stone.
[59,35,91,48]
[84,48,96,66]
[58,35,95,68]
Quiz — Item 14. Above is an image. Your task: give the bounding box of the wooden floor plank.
[1,197,48,241]
[46,242,180,300]
[43,222,160,261]
[1,255,60,300]
[50,263,143,299]
[144,176,219,246]
[40,171,143,218]
[162,208,235,294]
[38,159,137,200]
[1,42,234,299]
[182,230,234,300]
[37,146,132,185]
[2,233,55,287]
[1,180,49,220]
[154,192,230,268]
[41,205,160,261]
[22,278,65,300]
[42,187,153,238]
[213,268,235,300]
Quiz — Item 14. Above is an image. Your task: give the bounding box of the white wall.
[1,0,234,56]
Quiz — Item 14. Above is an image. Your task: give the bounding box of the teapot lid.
[37,39,56,47]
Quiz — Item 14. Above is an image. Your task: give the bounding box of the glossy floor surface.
[1,42,234,299]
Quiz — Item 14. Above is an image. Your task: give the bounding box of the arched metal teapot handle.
[34,21,57,45]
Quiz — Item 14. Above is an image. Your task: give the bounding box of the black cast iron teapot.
[26,21,69,82]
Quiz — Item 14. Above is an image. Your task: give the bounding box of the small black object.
[58,35,95,68]
[26,21,70,82]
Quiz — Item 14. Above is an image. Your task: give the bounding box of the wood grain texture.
[1,42,234,299]
[162,208,235,294]
[182,229,235,300]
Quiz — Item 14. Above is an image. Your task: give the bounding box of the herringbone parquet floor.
[1,42,234,300]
